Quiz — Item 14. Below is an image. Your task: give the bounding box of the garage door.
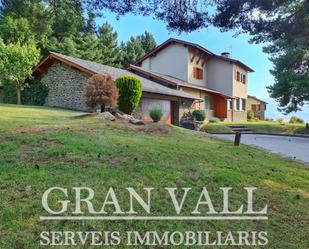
[140,98,171,123]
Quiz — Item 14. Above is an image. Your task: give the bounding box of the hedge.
[115,75,142,114]
[2,76,48,105]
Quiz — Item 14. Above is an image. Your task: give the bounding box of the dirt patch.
[136,123,171,135]
[40,139,64,149]
[113,121,171,135]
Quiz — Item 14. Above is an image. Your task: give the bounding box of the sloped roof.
[248,95,268,104]
[135,38,254,72]
[33,52,202,100]
[128,65,232,98]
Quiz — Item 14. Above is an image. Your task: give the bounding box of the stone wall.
[41,62,91,111]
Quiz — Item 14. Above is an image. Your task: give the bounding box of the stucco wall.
[232,65,248,99]
[187,49,207,86]
[41,62,90,111]
[206,58,233,96]
[141,44,189,81]
[247,96,266,119]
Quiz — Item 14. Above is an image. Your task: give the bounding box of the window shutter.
[199,68,203,80]
[193,67,197,78]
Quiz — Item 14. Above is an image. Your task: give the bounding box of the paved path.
[213,134,309,164]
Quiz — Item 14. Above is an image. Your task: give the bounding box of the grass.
[0,104,308,248]
[241,121,309,135]
[202,120,309,135]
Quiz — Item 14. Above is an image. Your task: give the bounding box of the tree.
[139,31,156,53]
[96,22,122,66]
[0,39,40,104]
[120,37,146,67]
[84,74,119,112]
[267,45,309,114]
[115,75,142,114]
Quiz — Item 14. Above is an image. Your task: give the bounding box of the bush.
[115,75,142,114]
[289,116,305,124]
[2,76,48,105]
[149,108,163,122]
[247,110,254,121]
[84,74,118,112]
[208,118,219,123]
[192,110,205,121]
[277,118,285,124]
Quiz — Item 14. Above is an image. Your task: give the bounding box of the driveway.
[213,134,309,164]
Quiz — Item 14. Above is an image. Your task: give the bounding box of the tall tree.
[96,22,122,66]
[139,31,156,53]
[0,39,40,104]
[120,37,145,67]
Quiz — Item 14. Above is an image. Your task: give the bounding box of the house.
[133,38,254,121]
[32,52,202,125]
[247,95,267,120]
[32,38,259,125]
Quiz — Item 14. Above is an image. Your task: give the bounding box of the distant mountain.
[263,98,309,122]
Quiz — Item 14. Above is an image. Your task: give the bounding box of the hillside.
[0,104,308,248]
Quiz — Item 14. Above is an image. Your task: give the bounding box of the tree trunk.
[17,88,21,105]
[101,104,105,113]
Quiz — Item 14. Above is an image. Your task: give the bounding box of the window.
[242,74,246,84]
[236,71,240,81]
[251,104,261,111]
[205,96,214,110]
[242,98,246,110]
[193,67,203,80]
[227,99,233,110]
[234,98,240,110]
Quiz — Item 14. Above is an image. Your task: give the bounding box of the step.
[232,128,252,132]
[236,131,253,134]
[228,125,246,128]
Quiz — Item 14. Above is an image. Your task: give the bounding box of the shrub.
[289,116,305,124]
[115,75,142,114]
[84,74,118,112]
[208,118,219,123]
[149,108,163,122]
[192,110,205,121]
[22,77,49,105]
[247,110,254,121]
[277,118,285,124]
[2,76,48,105]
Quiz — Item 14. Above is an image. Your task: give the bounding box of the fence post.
[234,132,241,146]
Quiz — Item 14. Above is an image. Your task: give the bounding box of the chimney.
[221,52,230,58]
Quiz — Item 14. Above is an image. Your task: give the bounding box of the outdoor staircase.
[227,125,253,134]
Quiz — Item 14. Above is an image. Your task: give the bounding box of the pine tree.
[96,22,121,67]
[121,36,145,68]
[139,31,156,53]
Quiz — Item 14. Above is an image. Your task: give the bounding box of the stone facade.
[41,62,90,111]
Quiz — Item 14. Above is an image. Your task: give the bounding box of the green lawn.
[239,121,309,135]
[0,104,100,131]
[0,104,308,248]
[202,121,309,135]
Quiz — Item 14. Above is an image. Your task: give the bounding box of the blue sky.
[97,12,309,121]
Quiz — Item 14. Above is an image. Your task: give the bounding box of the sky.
[97,12,309,121]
